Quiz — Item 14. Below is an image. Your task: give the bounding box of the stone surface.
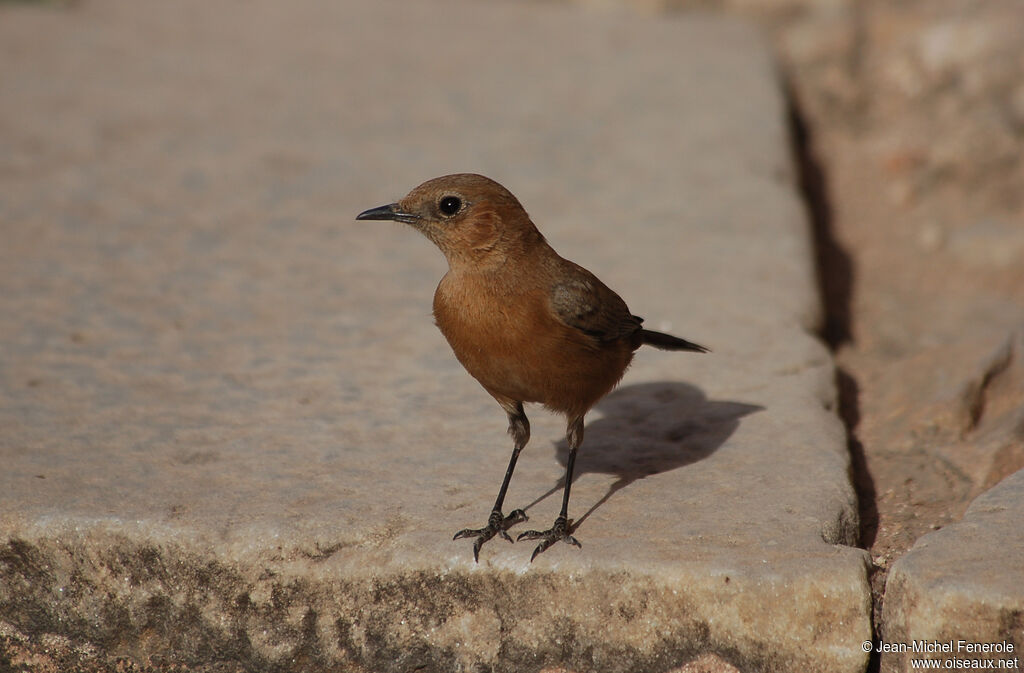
[751,0,1024,633]
[0,1,869,671]
[579,0,1024,660]
[880,468,1024,672]
[855,327,1024,573]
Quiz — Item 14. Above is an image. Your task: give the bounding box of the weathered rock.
[875,329,1024,673]
[881,468,1024,673]
[0,1,869,671]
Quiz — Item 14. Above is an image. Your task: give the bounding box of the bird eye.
[438,195,462,216]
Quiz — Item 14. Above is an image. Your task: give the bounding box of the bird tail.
[639,329,709,353]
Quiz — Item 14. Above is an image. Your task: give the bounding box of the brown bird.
[357,174,707,562]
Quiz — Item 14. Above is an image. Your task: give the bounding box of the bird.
[356,173,707,562]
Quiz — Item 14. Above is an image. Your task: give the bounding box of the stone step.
[0,1,870,671]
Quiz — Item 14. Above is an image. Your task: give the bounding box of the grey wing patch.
[550,276,642,342]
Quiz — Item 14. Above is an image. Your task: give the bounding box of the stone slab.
[881,468,1024,672]
[0,1,870,671]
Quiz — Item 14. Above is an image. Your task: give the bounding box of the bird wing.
[549,264,643,343]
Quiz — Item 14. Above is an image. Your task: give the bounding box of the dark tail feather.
[639,329,709,353]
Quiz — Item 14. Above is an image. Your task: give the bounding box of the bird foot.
[516,516,581,562]
[453,509,528,562]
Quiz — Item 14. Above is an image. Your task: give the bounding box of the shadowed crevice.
[786,82,880,673]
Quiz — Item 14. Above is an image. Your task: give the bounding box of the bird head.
[356,173,543,268]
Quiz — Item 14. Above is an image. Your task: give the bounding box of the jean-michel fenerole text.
[874,639,1016,655]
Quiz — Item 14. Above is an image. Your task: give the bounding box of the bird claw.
[453,509,528,562]
[516,516,581,562]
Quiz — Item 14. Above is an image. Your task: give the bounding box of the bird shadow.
[521,382,763,531]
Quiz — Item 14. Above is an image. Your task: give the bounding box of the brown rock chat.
[357,173,707,561]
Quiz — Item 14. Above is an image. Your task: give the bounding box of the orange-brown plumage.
[357,173,706,561]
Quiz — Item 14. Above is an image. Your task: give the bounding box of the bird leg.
[453,403,530,562]
[517,415,585,561]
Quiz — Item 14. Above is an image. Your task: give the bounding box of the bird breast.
[432,271,633,416]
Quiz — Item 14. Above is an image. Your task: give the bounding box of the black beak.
[356,203,420,224]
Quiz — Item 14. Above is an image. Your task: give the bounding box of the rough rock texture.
[880,468,1024,673]
[0,1,869,671]
[785,0,1024,631]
